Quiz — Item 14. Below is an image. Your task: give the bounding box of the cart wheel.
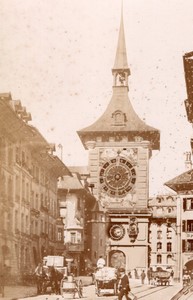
[77,279,83,298]
[113,282,117,295]
[95,280,101,297]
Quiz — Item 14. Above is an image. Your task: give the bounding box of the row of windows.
[156,254,173,264]
[156,228,173,239]
[0,137,13,166]
[182,220,193,232]
[0,210,62,240]
[183,198,193,211]
[157,242,172,251]
[182,240,193,252]
[69,231,82,244]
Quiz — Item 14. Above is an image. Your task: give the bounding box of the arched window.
[167,254,172,264]
[157,228,162,239]
[167,227,172,239]
[167,242,172,252]
[157,242,162,251]
[157,254,162,264]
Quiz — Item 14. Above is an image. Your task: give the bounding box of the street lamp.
[65,257,73,275]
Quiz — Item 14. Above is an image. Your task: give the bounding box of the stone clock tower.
[77,11,160,272]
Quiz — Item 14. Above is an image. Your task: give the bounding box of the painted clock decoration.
[109,224,125,240]
[99,155,136,198]
[127,217,139,242]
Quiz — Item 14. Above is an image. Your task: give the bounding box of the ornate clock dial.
[99,156,136,197]
[109,224,125,240]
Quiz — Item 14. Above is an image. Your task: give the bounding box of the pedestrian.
[117,268,131,300]
[97,256,105,269]
[141,270,146,284]
[170,269,174,278]
[147,268,152,284]
[134,268,139,279]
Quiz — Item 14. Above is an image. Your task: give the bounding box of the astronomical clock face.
[109,224,125,240]
[99,156,136,198]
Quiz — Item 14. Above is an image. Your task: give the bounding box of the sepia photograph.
[1,0,193,299]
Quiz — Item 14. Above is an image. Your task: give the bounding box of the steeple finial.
[112,2,130,88]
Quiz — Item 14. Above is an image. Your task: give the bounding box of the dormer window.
[112,110,126,126]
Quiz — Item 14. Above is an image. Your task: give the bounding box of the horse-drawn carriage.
[152,270,171,286]
[36,265,64,294]
[94,267,118,296]
[60,276,83,299]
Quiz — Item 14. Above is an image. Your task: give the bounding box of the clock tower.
[77,9,160,272]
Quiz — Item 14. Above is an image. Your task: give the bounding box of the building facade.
[163,51,193,281]
[0,93,70,281]
[165,166,193,280]
[77,12,160,273]
[58,169,96,275]
[148,195,177,275]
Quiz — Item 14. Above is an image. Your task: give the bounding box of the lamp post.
[66,257,73,275]
[105,239,111,266]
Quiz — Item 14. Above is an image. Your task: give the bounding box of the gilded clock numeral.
[131,168,136,176]
[131,178,136,184]
[103,162,110,169]
[110,158,116,163]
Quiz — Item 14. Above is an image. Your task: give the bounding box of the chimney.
[185,151,192,170]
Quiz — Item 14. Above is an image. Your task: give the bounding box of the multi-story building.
[58,168,96,275]
[165,164,193,280]
[148,195,177,275]
[163,51,193,281]
[0,93,71,280]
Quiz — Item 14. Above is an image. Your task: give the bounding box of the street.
[16,278,183,300]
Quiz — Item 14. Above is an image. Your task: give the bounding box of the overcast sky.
[1,0,193,196]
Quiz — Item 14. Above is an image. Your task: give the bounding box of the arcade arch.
[109,250,126,269]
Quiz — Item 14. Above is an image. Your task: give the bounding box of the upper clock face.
[99,156,136,197]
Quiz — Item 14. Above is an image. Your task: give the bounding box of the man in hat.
[117,268,131,300]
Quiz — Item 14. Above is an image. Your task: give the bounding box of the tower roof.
[165,169,193,192]
[78,7,160,150]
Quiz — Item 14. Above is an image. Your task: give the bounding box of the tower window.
[112,110,126,126]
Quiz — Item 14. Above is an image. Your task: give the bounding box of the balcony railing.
[65,242,84,252]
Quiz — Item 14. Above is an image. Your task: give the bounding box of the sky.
[1,0,193,196]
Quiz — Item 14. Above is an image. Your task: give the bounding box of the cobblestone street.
[0,277,184,300]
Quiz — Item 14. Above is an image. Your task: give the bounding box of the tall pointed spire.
[77,2,160,151]
[112,3,130,88]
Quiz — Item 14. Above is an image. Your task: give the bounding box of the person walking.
[141,270,146,284]
[117,268,131,300]
[97,256,105,269]
[147,268,152,284]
